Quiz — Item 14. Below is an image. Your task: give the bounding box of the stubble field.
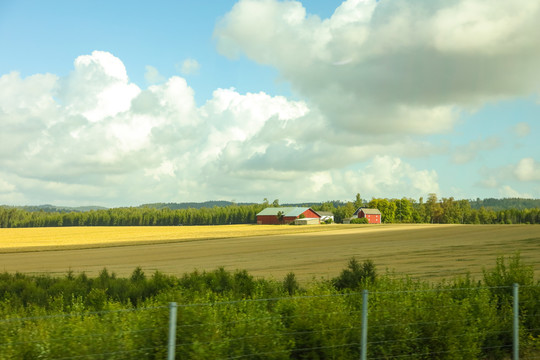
[0,224,538,282]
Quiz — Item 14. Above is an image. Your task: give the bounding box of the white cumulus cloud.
[514,158,540,182]
[513,122,531,137]
[0,177,16,193]
[2,51,352,205]
[3,38,532,206]
[452,137,501,164]
[343,156,440,199]
[144,65,166,84]
[58,50,140,123]
[2,49,445,205]
[498,185,531,199]
[179,58,201,75]
[214,0,540,136]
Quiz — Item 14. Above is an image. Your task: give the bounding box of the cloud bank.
[2,0,540,206]
[0,51,428,205]
[215,0,540,136]
[0,50,440,205]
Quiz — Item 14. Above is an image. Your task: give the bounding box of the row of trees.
[313,193,540,224]
[0,204,266,228]
[1,194,539,227]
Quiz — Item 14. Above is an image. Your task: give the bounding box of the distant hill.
[469,198,540,211]
[282,201,348,208]
[2,204,108,213]
[3,198,538,214]
[133,198,540,211]
[139,201,348,210]
[139,201,255,210]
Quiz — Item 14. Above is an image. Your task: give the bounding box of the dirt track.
[0,224,538,282]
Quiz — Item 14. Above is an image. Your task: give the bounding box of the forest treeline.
[1,195,539,227]
[0,255,539,359]
[325,194,540,224]
[0,203,266,228]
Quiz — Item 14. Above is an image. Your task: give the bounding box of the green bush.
[0,256,538,359]
[350,217,369,224]
[333,258,377,290]
[282,272,300,295]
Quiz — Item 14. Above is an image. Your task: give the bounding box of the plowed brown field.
[0,224,538,282]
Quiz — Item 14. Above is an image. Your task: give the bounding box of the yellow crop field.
[0,224,347,252]
[0,224,538,282]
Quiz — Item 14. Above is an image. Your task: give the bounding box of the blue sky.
[0,0,539,207]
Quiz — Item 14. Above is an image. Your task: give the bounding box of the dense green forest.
[0,203,267,227]
[0,255,538,359]
[1,195,539,227]
[469,198,540,210]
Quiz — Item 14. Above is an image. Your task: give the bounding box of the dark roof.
[354,207,381,215]
[317,211,334,217]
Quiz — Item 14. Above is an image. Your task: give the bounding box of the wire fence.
[0,285,539,359]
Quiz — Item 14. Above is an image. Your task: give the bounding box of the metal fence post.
[168,302,178,360]
[361,289,369,360]
[513,284,519,360]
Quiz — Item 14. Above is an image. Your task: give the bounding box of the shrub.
[483,252,534,288]
[282,272,300,295]
[333,257,377,290]
[350,217,369,224]
[0,258,538,359]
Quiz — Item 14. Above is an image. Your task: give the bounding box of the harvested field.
[0,224,538,282]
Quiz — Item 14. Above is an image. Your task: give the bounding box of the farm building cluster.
[256,207,381,225]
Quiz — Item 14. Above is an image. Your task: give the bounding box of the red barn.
[353,208,382,224]
[256,207,321,225]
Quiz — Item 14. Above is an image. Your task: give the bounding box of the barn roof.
[256,207,319,217]
[354,207,381,215]
[317,211,334,217]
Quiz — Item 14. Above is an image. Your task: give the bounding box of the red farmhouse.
[354,208,382,224]
[256,207,321,225]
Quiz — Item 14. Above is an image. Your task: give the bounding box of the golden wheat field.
[0,224,347,251]
[0,224,539,282]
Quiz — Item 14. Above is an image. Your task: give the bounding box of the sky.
[0,0,539,207]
